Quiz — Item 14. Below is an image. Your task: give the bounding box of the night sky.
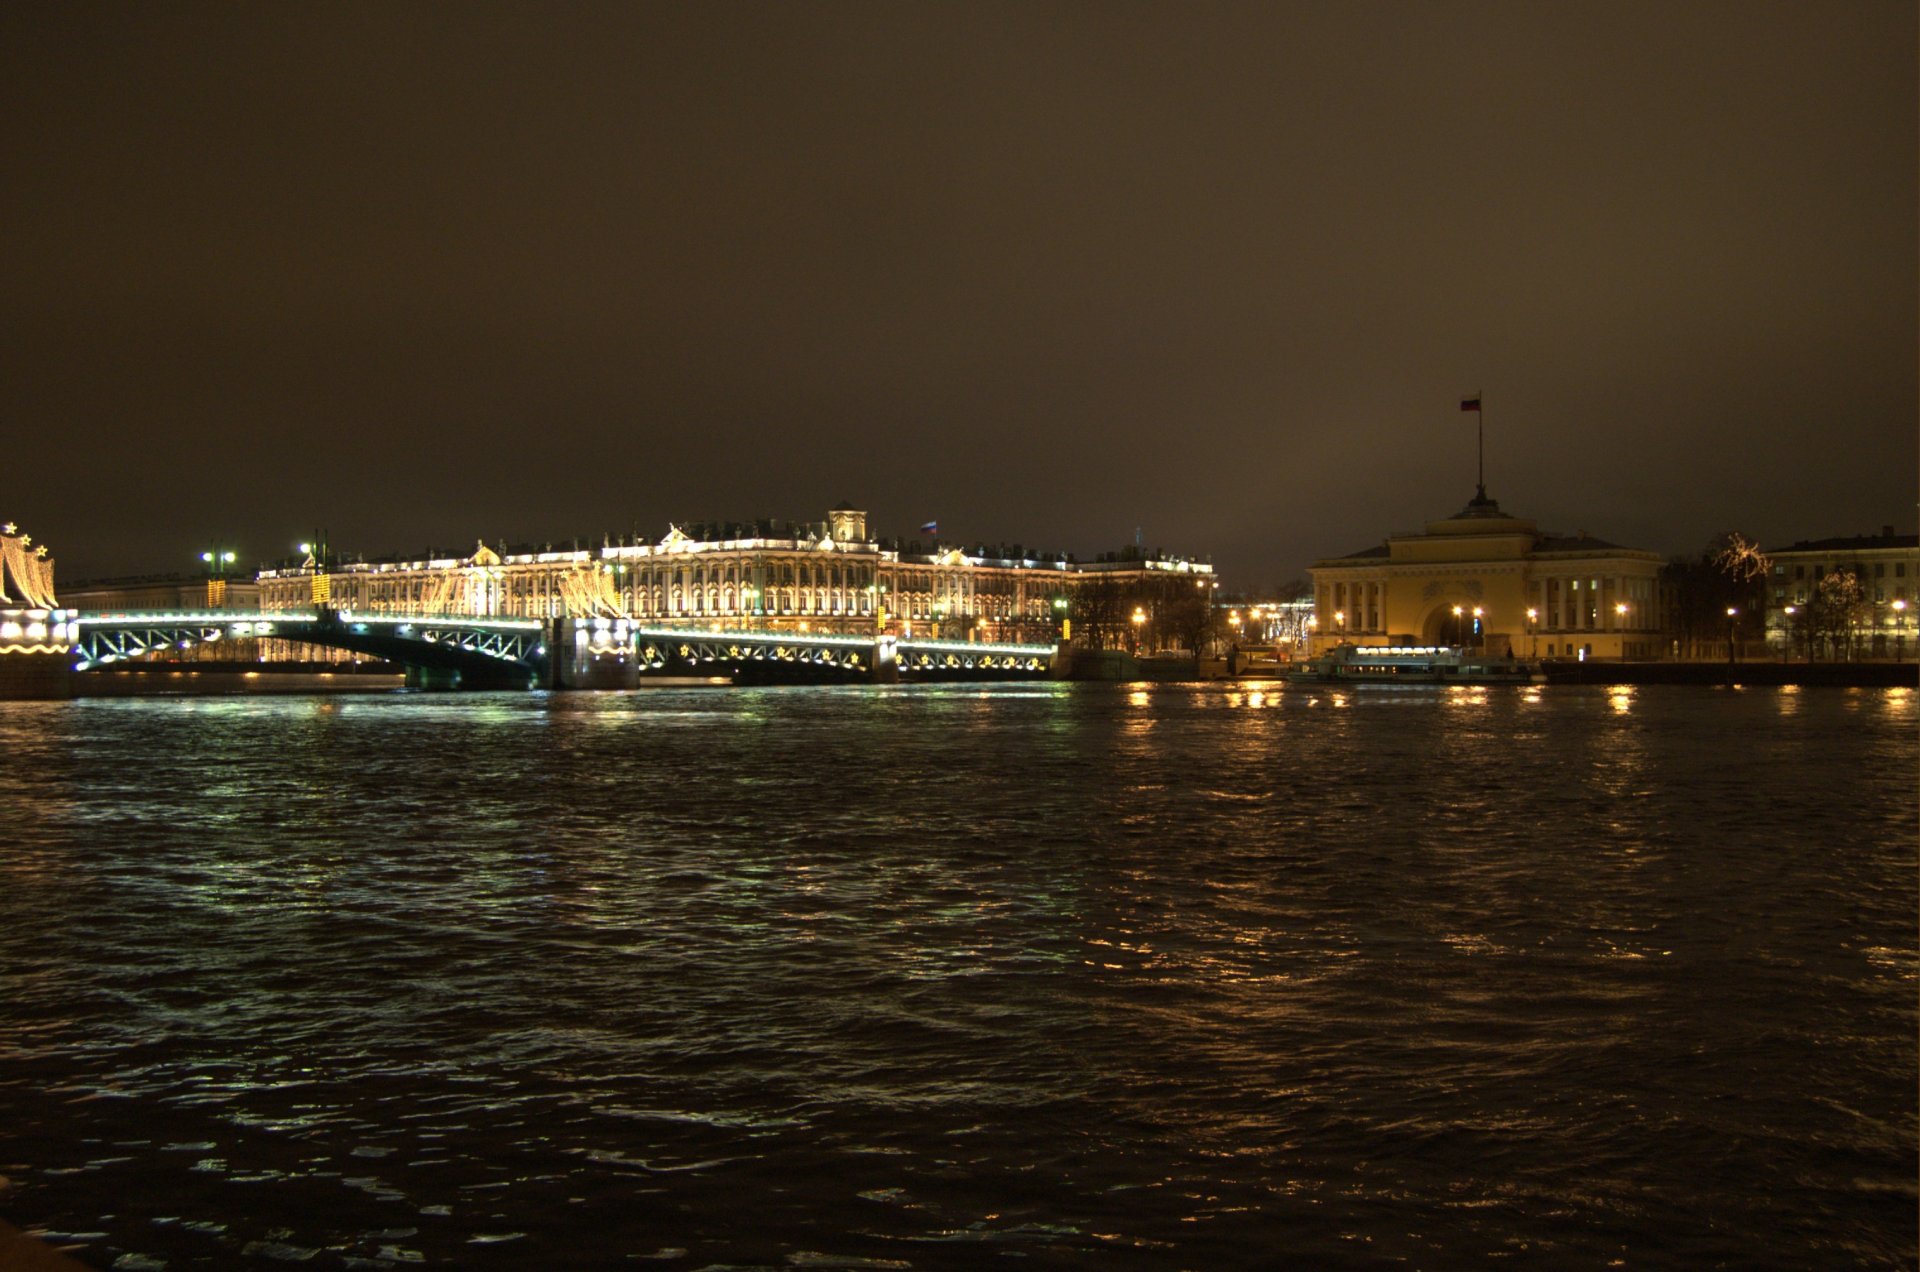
[7,3,1914,587]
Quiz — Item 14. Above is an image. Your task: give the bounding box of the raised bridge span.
[68,609,1059,689]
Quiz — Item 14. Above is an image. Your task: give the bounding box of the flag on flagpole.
[919,520,939,534]
[1460,396,1481,412]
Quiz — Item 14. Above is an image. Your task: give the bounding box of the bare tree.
[1663,531,1770,659]
[1712,531,1769,589]
[1812,569,1869,660]
[1156,579,1217,655]
[1067,575,1130,651]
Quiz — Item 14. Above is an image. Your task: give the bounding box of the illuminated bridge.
[68,610,1059,689]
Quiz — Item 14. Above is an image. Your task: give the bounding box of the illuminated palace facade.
[1307,490,1664,659]
[254,506,1212,644]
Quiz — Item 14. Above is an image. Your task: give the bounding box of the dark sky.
[6,2,1915,587]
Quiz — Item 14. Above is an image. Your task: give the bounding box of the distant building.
[60,573,260,613]
[1307,489,1664,659]
[1763,526,1918,657]
[253,506,1212,645]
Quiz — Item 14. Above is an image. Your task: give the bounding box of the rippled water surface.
[1,683,1914,1270]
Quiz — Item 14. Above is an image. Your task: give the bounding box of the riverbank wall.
[1542,660,1917,687]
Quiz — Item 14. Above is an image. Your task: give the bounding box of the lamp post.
[1781,605,1795,663]
[1892,599,1908,662]
[1614,602,1629,660]
[1130,606,1147,654]
[1471,605,1484,650]
[300,534,330,611]
[1334,609,1346,643]
[1525,607,1538,659]
[1451,604,1464,647]
[200,547,237,609]
[1726,606,1739,665]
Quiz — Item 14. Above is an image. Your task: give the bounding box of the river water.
[0,683,1913,1270]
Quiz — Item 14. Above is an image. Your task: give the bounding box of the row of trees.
[1067,573,1219,654]
[1662,531,1883,661]
[1660,532,1769,659]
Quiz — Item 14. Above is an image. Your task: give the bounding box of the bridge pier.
[545,617,643,690]
[0,652,71,700]
[0,610,74,700]
[869,635,899,684]
[405,665,464,691]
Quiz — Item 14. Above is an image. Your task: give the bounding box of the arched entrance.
[1421,605,1472,647]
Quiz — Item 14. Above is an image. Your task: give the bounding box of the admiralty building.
[253,505,1211,645]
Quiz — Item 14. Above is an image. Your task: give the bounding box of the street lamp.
[1892,599,1908,662]
[1131,606,1147,654]
[1525,607,1538,658]
[1782,604,1796,663]
[1471,606,1484,649]
[200,547,238,608]
[1451,604,1464,647]
[300,533,330,610]
[1726,606,1739,665]
[1614,602,1629,659]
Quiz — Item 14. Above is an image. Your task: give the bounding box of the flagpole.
[1477,390,1484,498]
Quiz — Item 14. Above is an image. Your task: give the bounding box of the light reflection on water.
[0,683,1913,1270]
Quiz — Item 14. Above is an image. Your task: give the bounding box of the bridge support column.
[869,635,900,684]
[0,610,73,699]
[1050,642,1073,679]
[0,652,71,699]
[406,665,463,691]
[546,617,642,690]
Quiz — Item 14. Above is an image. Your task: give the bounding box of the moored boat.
[1286,643,1542,686]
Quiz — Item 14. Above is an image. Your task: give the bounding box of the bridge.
[64,609,1059,689]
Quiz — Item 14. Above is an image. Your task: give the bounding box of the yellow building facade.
[1308,491,1664,659]
[254,506,1213,646]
